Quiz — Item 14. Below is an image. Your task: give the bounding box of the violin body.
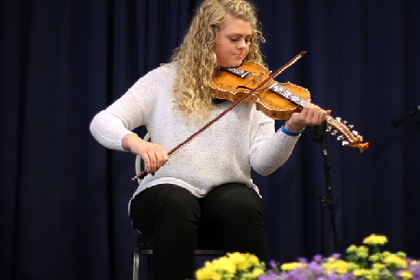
[211,61,310,120]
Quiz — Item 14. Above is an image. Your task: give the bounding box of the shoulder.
[129,63,177,94]
[144,63,177,80]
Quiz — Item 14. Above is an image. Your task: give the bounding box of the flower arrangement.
[195,234,420,280]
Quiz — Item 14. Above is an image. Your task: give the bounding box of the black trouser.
[130,183,266,280]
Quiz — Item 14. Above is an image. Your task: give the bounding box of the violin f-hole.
[237,85,253,91]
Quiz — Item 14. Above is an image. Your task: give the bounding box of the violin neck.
[268,83,306,108]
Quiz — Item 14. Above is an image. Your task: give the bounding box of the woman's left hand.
[287,99,331,131]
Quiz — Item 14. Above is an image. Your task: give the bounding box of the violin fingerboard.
[268,83,306,108]
[219,67,250,78]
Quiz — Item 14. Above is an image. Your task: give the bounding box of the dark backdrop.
[1,0,419,279]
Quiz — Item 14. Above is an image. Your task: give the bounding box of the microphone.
[313,120,327,142]
[391,105,420,127]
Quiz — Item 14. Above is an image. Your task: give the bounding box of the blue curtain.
[1,0,419,279]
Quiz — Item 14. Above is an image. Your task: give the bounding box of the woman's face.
[214,17,252,67]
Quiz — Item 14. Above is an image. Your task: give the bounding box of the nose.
[237,39,247,49]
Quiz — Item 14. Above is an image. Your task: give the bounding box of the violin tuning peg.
[352,130,359,136]
[342,141,349,146]
[342,120,347,124]
[348,125,354,129]
[326,126,332,132]
[337,135,344,141]
[331,130,338,136]
[335,117,342,123]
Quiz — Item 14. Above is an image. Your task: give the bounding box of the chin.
[218,59,243,68]
[227,61,243,68]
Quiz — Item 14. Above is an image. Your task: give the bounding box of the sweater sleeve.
[89,107,139,152]
[249,118,300,176]
[89,66,167,151]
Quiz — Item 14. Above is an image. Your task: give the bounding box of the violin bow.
[132,51,306,181]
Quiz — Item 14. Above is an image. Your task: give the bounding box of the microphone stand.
[314,122,339,256]
[391,106,420,130]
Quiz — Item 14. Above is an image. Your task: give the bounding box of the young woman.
[90,0,329,279]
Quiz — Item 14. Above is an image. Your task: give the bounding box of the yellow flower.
[213,257,236,274]
[383,254,407,269]
[353,268,365,277]
[196,264,222,280]
[322,259,349,275]
[369,253,382,263]
[195,256,236,280]
[363,234,388,245]
[400,271,413,279]
[372,263,386,269]
[366,268,381,278]
[356,245,369,258]
[281,262,304,271]
[227,252,259,271]
[335,261,350,275]
[347,263,360,271]
[347,244,357,254]
[195,252,263,279]
[251,267,265,277]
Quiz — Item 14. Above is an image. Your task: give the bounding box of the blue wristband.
[281,125,301,137]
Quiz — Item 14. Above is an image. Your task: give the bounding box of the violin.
[210,60,369,153]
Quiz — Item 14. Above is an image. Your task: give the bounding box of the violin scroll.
[325,116,369,153]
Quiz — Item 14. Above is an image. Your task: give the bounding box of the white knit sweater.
[90,63,300,200]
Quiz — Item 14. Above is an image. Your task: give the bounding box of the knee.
[157,186,201,224]
[217,185,264,222]
[229,198,264,222]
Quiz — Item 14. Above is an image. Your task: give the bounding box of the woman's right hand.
[122,133,168,175]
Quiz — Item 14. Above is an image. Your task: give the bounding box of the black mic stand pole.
[314,122,339,256]
[318,137,339,255]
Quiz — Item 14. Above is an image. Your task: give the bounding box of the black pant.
[130,183,266,280]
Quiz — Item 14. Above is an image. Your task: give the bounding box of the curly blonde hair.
[171,0,265,120]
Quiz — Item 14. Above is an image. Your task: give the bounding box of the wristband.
[281,125,301,137]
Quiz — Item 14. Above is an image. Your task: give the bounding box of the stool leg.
[132,248,139,280]
[147,255,152,280]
